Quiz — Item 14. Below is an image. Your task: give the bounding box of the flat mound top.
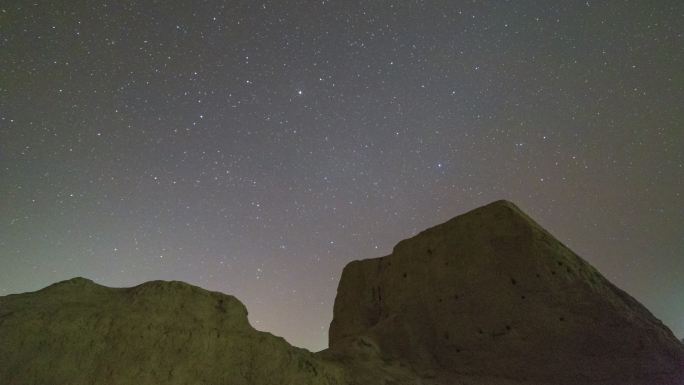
[0,277,347,385]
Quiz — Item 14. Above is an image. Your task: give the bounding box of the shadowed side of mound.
[0,278,348,385]
[328,200,684,385]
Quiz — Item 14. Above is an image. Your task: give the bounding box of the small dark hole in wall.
[510,278,517,285]
[427,248,433,255]
[454,294,459,300]
[535,273,541,278]
[551,271,556,275]
[558,261,563,266]
[478,329,484,335]
[455,348,461,353]
[559,317,565,322]
[521,295,526,300]
[506,325,511,331]
[403,273,407,278]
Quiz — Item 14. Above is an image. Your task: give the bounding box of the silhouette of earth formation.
[1,200,681,384]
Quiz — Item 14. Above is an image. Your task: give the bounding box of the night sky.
[1,1,682,351]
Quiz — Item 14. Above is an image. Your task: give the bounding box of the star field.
[1,1,682,351]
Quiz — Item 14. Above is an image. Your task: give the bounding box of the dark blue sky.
[1,0,682,351]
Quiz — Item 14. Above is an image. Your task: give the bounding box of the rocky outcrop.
[0,278,348,385]
[1,200,681,385]
[329,200,684,385]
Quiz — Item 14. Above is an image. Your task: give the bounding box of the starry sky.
[1,1,682,351]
